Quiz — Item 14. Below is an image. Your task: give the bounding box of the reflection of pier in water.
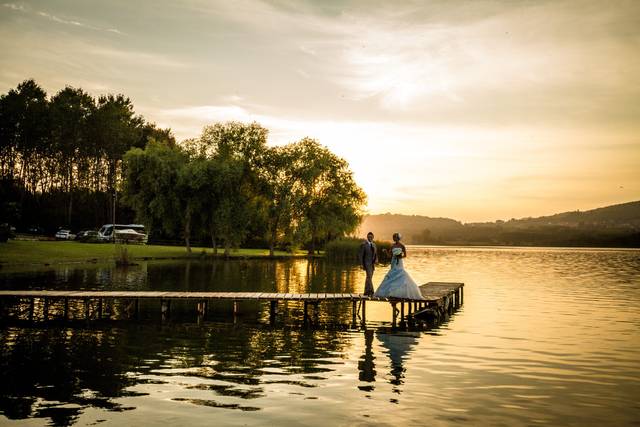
[0,282,463,328]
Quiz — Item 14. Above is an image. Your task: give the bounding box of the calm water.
[1,247,639,426]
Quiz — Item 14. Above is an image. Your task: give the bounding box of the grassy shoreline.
[0,240,311,267]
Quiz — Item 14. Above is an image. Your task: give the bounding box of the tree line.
[1,79,367,253]
[0,79,174,230]
[123,122,366,254]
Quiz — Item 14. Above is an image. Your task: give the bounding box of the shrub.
[324,237,392,264]
[115,244,132,266]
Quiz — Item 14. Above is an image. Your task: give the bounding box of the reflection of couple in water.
[358,329,420,392]
[358,232,424,299]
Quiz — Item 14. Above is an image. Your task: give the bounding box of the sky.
[1,0,638,222]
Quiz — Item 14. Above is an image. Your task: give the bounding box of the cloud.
[3,2,24,11]
[189,0,640,126]
[3,2,125,35]
[89,46,189,69]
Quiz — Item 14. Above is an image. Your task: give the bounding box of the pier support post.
[391,302,397,328]
[196,300,207,324]
[97,299,103,320]
[84,298,90,321]
[134,299,140,319]
[233,300,239,324]
[361,300,366,325]
[313,301,319,323]
[303,301,309,324]
[270,300,277,325]
[64,298,69,321]
[197,300,207,316]
[161,299,171,320]
[460,286,464,305]
[43,297,49,321]
[28,298,34,322]
[400,302,406,328]
[352,300,357,325]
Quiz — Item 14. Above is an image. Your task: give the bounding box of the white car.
[55,229,75,240]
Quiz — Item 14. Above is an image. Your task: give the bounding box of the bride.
[374,233,424,300]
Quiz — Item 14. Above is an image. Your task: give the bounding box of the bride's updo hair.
[392,232,402,242]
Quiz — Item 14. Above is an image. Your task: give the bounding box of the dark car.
[27,226,45,235]
[75,230,99,242]
[0,223,15,242]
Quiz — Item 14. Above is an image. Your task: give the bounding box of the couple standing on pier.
[358,232,424,299]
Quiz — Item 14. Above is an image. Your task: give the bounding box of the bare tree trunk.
[269,218,279,257]
[308,224,316,255]
[67,162,73,225]
[184,208,192,253]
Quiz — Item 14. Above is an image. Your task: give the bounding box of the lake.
[1,246,639,426]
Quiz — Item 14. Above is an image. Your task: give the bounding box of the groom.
[358,232,377,296]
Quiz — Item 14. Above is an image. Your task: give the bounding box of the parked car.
[0,223,14,242]
[55,229,75,240]
[98,224,147,244]
[26,226,45,235]
[75,230,99,242]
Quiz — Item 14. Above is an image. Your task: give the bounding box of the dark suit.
[359,240,377,295]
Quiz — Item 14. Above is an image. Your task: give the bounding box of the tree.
[194,121,267,167]
[122,140,187,246]
[89,94,143,221]
[260,144,300,256]
[190,121,269,255]
[177,156,215,252]
[49,86,95,224]
[140,122,176,148]
[0,80,50,194]
[291,138,366,254]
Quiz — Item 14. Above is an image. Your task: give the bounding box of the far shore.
[0,240,312,269]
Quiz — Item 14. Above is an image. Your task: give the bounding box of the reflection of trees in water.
[0,327,137,426]
[0,323,352,425]
[2,260,364,325]
[0,263,149,291]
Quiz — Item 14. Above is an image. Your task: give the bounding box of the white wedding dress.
[374,248,424,300]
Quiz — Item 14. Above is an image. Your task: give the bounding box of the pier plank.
[0,282,463,305]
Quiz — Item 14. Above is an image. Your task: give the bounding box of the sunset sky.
[1,0,638,222]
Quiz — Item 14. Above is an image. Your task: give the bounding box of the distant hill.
[359,201,640,247]
[499,200,640,228]
[358,214,463,241]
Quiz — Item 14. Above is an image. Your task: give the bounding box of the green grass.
[0,240,307,267]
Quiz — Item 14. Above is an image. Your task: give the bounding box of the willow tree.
[188,121,269,255]
[122,139,187,247]
[291,138,366,254]
[260,144,300,256]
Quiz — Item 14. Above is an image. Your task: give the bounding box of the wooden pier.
[0,282,463,327]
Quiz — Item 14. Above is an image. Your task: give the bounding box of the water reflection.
[1,248,639,426]
[0,259,364,325]
[0,322,354,426]
[357,330,376,391]
[0,258,361,295]
[377,332,420,393]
